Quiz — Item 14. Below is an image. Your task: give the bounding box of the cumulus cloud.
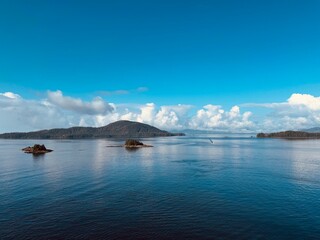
[0,90,255,133]
[88,102,254,132]
[287,93,320,111]
[154,104,192,129]
[5,90,320,133]
[189,105,253,131]
[247,93,320,132]
[89,103,192,130]
[137,103,155,124]
[0,93,70,132]
[47,90,114,115]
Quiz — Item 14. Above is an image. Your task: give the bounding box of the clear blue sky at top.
[0,0,319,106]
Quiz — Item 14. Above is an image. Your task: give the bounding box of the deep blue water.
[1,135,320,239]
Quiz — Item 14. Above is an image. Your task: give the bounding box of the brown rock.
[124,139,153,148]
[22,144,53,154]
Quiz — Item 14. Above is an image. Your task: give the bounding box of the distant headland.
[257,130,320,139]
[0,120,185,139]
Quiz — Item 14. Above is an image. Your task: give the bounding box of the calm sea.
[1,135,320,239]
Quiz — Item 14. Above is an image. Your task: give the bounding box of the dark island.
[124,139,153,148]
[0,120,185,139]
[257,131,320,139]
[22,144,53,154]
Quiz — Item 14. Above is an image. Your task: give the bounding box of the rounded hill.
[0,120,184,139]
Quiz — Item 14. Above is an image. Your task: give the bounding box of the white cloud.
[287,93,320,111]
[249,93,320,132]
[189,105,254,131]
[89,103,192,130]
[0,95,70,133]
[5,90,320,134]
[0,92,21,99]
[0,90,255,133]
[47,90,114,115]
[154,105,191,129]
[137,103,155,124]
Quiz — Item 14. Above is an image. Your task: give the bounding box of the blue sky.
[0,0,320,132]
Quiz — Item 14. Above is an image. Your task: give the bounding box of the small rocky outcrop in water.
[124,139,153,148]
[22,144,53,154]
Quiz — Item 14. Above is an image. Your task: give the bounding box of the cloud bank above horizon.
[1,90,319,133]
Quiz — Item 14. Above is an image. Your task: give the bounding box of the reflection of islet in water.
[32,154,45,161]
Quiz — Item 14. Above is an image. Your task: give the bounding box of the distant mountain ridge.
[257,130,320,139]
[178,129,255,134]
[299,127,320,133]
[0,120,185,139]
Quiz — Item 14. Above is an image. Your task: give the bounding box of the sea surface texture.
[1,135,320,239]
